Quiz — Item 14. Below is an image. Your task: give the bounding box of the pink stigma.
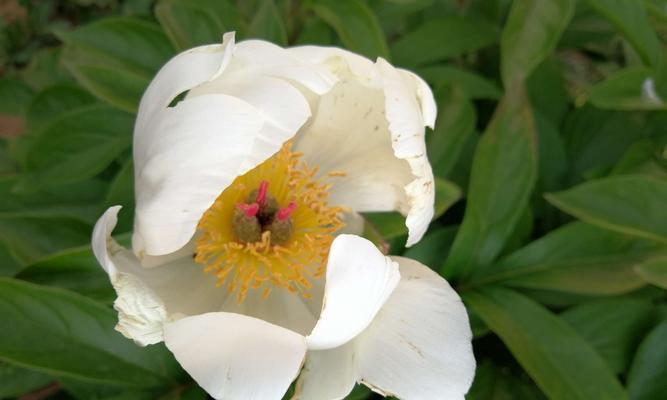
[276,202,297,221]
[236,203,259,218]
[256,180,269,207]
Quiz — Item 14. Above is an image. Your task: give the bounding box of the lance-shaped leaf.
[627,320,667,400]
[561,299,657,374]
[546,175,667,243]
[584,0,662,68]
[309,0,388,60]
[59,17,174,112]
[442,90,537,280]
[501,0,575,85]
[0,278,177,387]
[155,0,242,50]
[392,16,498,68]
[464,287,626,400]
[471,222,662,295]
[589,67,666,111]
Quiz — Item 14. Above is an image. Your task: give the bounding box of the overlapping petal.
[307,234,400,350]
[93,206,320,343]
[95,32,463,400]
[288,46,436,246]
[164,312,307,400]
[295,257,475,400]
[93,206,220,345]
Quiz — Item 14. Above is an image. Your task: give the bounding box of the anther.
[233,203,261,242]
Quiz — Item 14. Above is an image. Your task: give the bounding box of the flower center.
[195,142,345,303]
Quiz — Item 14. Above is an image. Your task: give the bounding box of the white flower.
[92,32,475,400]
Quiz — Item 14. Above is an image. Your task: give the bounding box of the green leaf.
[546,175,667,243]
[472,222,660,295]
[363,178,461,240]
[589,67,667,110]
[442,90,537,280]
[344,384,373,400]
[464,287,627,400]
[392,16,498,68]
[611,139,667,178]
[526,57,570,123]
[428,85,476,178]
[104,159,135,234]
[416,65,502,100]
[562,106,646,184]
[295,16,335,45]
[0,78,34,116]
[635,255,667,289]
[0,178,105,225]
[627,319,667,400]
[402,226,457,270]
[309,0,389,60]
[500,0,575,85]
[18,105,133,191]
[59,17,175,112]
[12,85,100,165]
[26,84,98,130]
[0,278,175,387]
[535,112,567,192]
[0,362,53,398]
[248,0,288,46]
[0,241,23,277]
[561,299,657,374]
[500,205,534,256]
[19,47,74,91]
[467,359,546,400]
[584,0,662,68]
[0,216,91,266]
[156,0,241,50]
[15,238,128,303]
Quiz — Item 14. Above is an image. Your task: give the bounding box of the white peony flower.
[92,32,475,400]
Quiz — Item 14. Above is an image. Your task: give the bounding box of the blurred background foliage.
[1,0,667,399]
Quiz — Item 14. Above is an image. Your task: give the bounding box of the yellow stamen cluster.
[195,142,345,303]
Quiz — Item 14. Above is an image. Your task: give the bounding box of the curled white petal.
[306,234,400,350]
[359,257,475,399]
[92,206,168,345]
[295,257,475,400]
[135,32,236,136]
[288,46,436,246]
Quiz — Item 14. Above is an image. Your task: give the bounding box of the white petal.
[93,207,226,345]
[306,234,400,350]
[93,206,169,345]
[233,40,338,95]
[358,257,475,399]
[220,285,318,336]
[95,207,320,341]
[189,74,311,172]
[398,69,437,129]
[290,48,435,247]
[295,257,475,400]
[377,59,435,246]
[164,312,307,400]
[136,32,235,135]
[293,80,415,213]
[133,94,260,256]
[338,211,365,236]
[293,340,357,400]
[287,45,378,84]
